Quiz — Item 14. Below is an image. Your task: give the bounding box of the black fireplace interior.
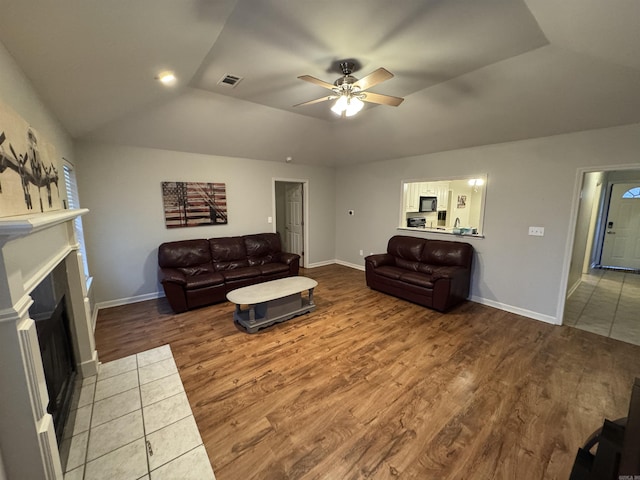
[29,262,77,443]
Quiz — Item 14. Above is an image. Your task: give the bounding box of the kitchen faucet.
[454,217,461,227]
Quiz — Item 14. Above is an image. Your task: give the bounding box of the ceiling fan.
[294,61,404,117]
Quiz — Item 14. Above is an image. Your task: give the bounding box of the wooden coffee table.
[226,276,318,333]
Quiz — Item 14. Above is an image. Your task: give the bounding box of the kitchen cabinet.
[436,183,449,211]
[421,182,449,211]
[404,182,420,212]
[404,181,450,212]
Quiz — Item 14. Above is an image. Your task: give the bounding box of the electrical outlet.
[528,226,545,236]
[359,249,364,256]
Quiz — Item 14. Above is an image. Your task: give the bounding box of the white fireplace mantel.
[0,208,98,480]
[0,208,89,239]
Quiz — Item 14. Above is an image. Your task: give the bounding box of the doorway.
[274,179,308,268]
[563,168,640,343]
[600,183,640,269]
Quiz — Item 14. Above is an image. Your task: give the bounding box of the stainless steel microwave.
[419,196,437,212]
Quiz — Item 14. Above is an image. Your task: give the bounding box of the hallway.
[564,269,640,346]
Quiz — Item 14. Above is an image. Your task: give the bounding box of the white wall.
[0,42,73,166]
[567,171,604,295]
[335,123,640,323]
[74,142,336,305]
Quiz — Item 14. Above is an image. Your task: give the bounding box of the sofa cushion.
[374,265,407,280]
[178,264,215,277]
[210,237,250,270]
[399,272,435,289]
[220,266,262,282]
[387,236,425,261]
[184,272,225,290]
[258,263,290,276]
[395,258,421,272]
[421,240,473,267]
[244,233,281,256]
[159,240,211,268]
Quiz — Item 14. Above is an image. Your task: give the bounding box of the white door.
[601,183,640,269]
[284,183,303,261]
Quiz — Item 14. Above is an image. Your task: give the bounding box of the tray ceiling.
[0,0,639,166]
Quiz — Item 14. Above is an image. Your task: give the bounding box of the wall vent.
[218,74,243,88]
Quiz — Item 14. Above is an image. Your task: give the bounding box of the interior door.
[284,183,303,261]
[601,183,640,269]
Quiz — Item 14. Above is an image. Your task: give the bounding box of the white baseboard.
[305,259,337,268]
[96,291,165,310]
[566,278,581,299]
[335,259,365,271]
[470,294,559,325]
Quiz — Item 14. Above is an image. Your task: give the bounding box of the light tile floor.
[564,268,640,346]
[60,345,216,480]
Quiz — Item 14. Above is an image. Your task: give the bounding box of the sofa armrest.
[431,266,471,311]
[365,253,394,268]
[280,252,300,265]
[430,266,466,281]
[159,267,187,286]
[280,252,300,276]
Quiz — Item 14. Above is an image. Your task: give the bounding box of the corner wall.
[74,142,336,306]
[335,123,640,323]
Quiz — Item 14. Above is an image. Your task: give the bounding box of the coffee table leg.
[249,304,256,321]
[308,287,315,306]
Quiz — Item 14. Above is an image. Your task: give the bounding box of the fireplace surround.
[0,208,98,480]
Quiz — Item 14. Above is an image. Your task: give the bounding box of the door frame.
[597,181,640,269]
[559,163,640,324]
[272,177,310,268]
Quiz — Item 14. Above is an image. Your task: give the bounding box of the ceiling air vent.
[217,74,243,88]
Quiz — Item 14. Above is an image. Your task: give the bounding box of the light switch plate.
[529,226,544,236]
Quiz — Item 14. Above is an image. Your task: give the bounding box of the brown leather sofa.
[365,235,473,312]
[158,233,300,313]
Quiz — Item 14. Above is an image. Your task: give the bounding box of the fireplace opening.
[29,263,77,443]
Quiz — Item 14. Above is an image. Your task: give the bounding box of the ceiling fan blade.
[293,95,337,107]
[298,75,336,91]
[361,91,404,107]
[353,68,394,91]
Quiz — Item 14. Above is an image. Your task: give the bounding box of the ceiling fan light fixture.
[331,94,364,117]
[331,95,349,115]
[345,96,364,117]
[296,62,403,116]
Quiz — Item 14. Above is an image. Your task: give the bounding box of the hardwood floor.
[95,265,640,479]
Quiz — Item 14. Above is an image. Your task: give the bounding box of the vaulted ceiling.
[1,0,639,166]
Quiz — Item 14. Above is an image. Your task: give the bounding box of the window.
[622,187,640,199]
[63,161,91,281]
[400,175,487,236]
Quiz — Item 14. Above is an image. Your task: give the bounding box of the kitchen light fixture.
[468,178,485,192]
[156,71,177,86]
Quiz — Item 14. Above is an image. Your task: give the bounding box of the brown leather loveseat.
[158,233,300,313]
[365,235,473,312]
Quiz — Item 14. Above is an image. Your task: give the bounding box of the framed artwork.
[457,195,467,208]
[161,181,227,228]
[0,100,63,217]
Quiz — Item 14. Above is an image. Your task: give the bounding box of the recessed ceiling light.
[156,71,177,86]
